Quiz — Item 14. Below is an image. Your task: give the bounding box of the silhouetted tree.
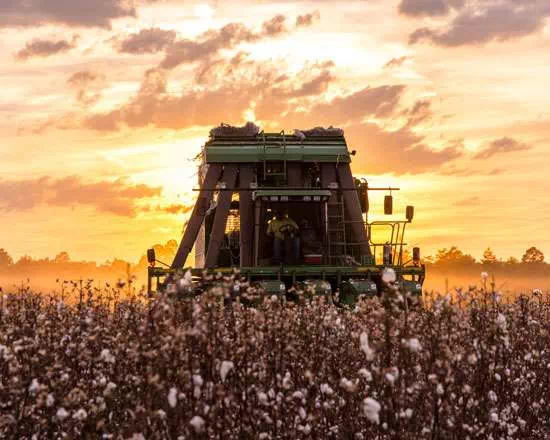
[0,248,13,267]
[15,255,33,268]
[521,247,545,264]
[505,256,519,265]
[435,247,476,265]
[481,247,498,264]
[54,251,70,264]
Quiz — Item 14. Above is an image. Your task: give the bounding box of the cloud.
[439,166,503,176]
[403,100,433,127]
[0,0,135,29]
[454,196,480,207]
[15,36,78,60]
[0,176,161,217]
[409,2,550,46]
[83,56,339,132]
[399,0,465,17]
[345,122,463,174]
[159,14,300,70]
[67,70,106,106]
[473,137,532,160]
[271,85,406,128]
[158,204,194,214]
[84,68,254,131]
[117,28,177,54]
[262,15,287,36]
[160,22,258,69]
[384,56,410,69]
[296,11,321,27]
[273,70,334,99]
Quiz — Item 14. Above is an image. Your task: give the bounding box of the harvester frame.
[147,127,425,304]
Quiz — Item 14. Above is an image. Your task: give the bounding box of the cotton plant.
[0,281,549,439]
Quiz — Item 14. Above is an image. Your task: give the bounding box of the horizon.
[2,0,549,264]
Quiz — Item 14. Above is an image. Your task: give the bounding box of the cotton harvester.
[147,124,425,305]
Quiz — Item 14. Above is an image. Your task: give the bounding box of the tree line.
[0,242,547,290]
[423,246,545,266]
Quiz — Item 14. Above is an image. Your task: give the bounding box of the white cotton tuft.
[407,338,422,352]
[358,368,373,382]
[339,377,357,393]
[100,348,115,363]
[294,129,306,141]
[363,397,381,424]
[73,408,87,421]
[320,383,333,395]
[168,387,178,408]
[496,313,507,330]
[28,378,40,394]
[381,268,396,284]
[189,415,205,433]
[46,393,55,407]
[257,392,268,405]
[193,374,204,387]
[220,361,234,383]
[103,381,117,397]
[282,372,292,389]
[360,332,375,360]
[56,407,69,421]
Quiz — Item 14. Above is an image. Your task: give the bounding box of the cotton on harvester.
[147,123,425,305]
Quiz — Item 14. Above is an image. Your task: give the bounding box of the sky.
[1,0,549,264]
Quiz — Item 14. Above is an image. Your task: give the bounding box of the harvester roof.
[204,130,351,164]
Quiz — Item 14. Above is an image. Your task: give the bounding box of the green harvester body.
[147,128,425,304]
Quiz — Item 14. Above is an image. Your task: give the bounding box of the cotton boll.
[28,379,40,394]
[220,361,234,383]
[72,408,87,421]
[382,268,396,284]
[190,415,205,433]
[360,332,375,360]
[363,397,381,424]
[168,387,178,408]
[56,407,69,421]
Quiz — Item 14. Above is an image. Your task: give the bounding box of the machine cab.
[147,125,425,299]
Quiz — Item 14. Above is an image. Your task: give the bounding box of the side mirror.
[406,205,414,222]
[413,247,421,264]
[384,195,393,215]
[358,182,369,213]
[147,248,156,265]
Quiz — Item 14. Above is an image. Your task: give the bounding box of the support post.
[171,164,223,269]
[205,165,238,268]
[239,165,255,267]
[336,164,372,258]
[253,199,261,266]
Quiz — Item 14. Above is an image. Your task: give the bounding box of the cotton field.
[0,278,549,439]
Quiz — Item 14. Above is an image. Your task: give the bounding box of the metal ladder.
[262,131,287,179]
[327,195,347,265]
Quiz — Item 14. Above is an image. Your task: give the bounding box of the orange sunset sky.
[1,0,549,264]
